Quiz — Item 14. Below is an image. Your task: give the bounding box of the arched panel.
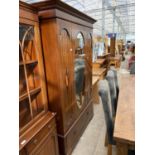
[74,32,87,109]
[59,27,75,131]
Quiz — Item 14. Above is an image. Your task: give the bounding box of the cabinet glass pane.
[74,33,86,109]
[19,99,31,129]
[19,23,45,130]
[30,91,44,117]
[19,44,27,96]
[26,61,44,117]
[19,68,27,96]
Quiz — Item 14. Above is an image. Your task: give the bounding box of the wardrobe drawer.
[66,103,93,154]
[26,119,56,154]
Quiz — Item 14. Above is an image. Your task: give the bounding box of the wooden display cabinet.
[26,0,96,154]
[19,2,59,155]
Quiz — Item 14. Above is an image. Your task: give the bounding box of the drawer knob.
[33,139,38,144]
[21,140,26,145]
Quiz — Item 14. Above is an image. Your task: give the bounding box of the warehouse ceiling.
[21,0,135,41]
[61,0,135,40]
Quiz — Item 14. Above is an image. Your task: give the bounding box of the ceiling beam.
[104,0,126,34]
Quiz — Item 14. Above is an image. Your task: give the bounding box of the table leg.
[116,142,128,155]
[92,83,100,104]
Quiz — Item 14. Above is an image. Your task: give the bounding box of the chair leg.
[104,132,108,147]
[108,144,112,155]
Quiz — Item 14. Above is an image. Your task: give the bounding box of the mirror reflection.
[74,33,86,109]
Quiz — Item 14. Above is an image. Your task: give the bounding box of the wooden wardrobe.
[29,0,96,154]
[19,1,59,155]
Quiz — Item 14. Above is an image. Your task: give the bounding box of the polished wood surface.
[19,2,59,155]
[30,1,96,154]
[93,68,106,76]
[92,76,100,86]
[19,112,59,155]
[30,0,96,25]
[19,0,48,135]
[114,75,135,144]
[92,76,100,104]
[19,1,38,22]
[20,112,55,150]
[114,75,135,155]
[93,58,106,68]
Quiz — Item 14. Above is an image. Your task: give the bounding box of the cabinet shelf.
[30,87,41,97]
[19,87,41,102]
[19,60,38,67]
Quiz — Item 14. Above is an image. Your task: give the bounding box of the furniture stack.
[116,39,124,55]
[19,0,96,155]
[104,36,109,54]
[107,37,122,69]
[109,56,121,68]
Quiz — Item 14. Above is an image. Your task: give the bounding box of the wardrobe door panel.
[58,19,75,132]
[72,27,89,115]
[85,32,93,103]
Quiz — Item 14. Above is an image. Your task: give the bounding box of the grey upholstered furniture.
[105,70,117,117]
[110,68,119,112]
[129,62,135,75]
[98,80,115,155]
[98,80,115,154]
[111,69,119,98]
[74,58,85,94]
[98,79,135,155]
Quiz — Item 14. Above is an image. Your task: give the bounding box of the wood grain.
[114,75,135,145]
[30,1,96,154]
[92,76,100,104]
[92,76,100,86]
[19,2,59,155]
[93,68,106,76]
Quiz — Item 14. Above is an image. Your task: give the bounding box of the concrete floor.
[71,60,129,155]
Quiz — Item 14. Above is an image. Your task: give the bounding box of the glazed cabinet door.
[58,19,75,132]
[19,21,48,133]
[29,133,59,155]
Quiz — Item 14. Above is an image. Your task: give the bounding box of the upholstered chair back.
[110,69,119,108]
[106,70,117,116]
[98,80,115,144]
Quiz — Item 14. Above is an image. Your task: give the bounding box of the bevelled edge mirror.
[74,32,86,109]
